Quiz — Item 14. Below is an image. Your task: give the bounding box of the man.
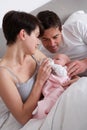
[37,10,87,77]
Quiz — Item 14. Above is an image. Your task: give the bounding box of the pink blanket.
[33,73,69,119]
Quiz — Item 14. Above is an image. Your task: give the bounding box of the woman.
[0,10,52,130]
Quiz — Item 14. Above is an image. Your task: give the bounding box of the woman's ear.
[19,29,26,40]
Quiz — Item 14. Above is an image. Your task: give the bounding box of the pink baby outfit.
[32,59,70,119]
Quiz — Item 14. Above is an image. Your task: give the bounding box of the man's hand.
[67,60,87,77]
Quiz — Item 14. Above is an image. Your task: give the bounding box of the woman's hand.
[36,58,52,86]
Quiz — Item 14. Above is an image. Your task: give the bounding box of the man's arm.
[34,49,47,63]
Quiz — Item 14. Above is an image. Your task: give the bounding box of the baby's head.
[48,58,68,77]
[53,54,70,66]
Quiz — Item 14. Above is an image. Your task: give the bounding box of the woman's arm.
[0,56,51,125]
[34,49,47,62]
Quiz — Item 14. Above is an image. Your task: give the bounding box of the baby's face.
[53,59,66,66]
[53,54,70,66]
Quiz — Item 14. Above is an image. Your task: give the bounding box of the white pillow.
[64,10,87,25]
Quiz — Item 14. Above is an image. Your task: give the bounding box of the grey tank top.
[0,56,39,102]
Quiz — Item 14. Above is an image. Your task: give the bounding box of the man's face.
[41,27,62,53]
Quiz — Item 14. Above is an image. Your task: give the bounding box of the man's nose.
[50,39,55,46]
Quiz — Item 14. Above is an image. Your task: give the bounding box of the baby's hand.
[69,75,80,84]
[62,76,80,89]
[62,78,71,89]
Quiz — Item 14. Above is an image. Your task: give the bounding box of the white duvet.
[19,77,87,130]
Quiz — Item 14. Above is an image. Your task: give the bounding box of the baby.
[32,54,74,119]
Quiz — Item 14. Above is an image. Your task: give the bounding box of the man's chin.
[49,48,58,53]
[49,50,57,53]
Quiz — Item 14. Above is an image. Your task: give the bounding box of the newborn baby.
[33,54,70,119]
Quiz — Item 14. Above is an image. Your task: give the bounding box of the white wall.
[32,0,87,24]
[0,0,51,58]
[0,0,51,28]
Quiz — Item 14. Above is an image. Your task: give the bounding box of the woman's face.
[24,27,40,55]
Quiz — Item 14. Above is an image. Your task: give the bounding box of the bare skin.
[0,28,52,125]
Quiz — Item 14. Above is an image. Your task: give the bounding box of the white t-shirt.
[39,11,87,76]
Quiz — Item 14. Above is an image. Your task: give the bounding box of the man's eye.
[53,34,61,39]
[53,36,57,39]
[53,36,59,39]
[42,39,49,41]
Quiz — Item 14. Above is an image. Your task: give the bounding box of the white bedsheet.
[20,77,87,130]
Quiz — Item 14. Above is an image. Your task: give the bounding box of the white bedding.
[64,10,87,25]
[20,77,87,130]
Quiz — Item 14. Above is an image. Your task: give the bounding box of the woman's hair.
[2,10,42,45]
[37,10,62,35]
